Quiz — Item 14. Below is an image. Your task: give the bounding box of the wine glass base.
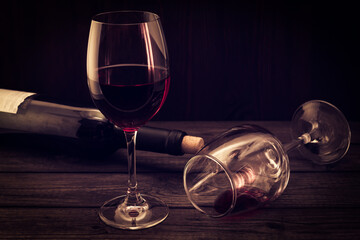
[291,100,351,164]
[99,194,169,230]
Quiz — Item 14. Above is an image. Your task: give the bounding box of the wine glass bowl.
[184,125,290,217]
[87,11,169,230]
[87,11,170,132]
[184,100,351,218]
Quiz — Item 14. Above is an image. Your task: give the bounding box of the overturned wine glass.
[183,100,351,217]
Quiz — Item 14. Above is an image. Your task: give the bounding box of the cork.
[181,135,205,154]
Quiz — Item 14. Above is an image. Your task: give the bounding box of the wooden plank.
[0,145,359,173]
[0,121,358,173]
[147,121,360,144]
[0,172,359,208]
[0,207,358,240]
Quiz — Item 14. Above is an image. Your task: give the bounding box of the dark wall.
[1,0,358,121]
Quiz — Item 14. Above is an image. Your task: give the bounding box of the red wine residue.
[214,187,268,215]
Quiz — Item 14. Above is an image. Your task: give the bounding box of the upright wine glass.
[87,11,170,229]
[184,100,351,217]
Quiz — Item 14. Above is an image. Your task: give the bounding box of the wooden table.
[0,121,359,239]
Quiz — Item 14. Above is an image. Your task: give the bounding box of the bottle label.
[0,89,36,114]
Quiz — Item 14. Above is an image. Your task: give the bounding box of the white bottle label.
[0,89,36,114]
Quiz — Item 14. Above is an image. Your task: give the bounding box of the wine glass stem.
[283,133,311,153]
[124,131,139,196]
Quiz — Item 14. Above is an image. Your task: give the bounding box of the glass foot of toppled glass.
[291,100,351,164]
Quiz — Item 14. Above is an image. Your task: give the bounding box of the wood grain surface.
[0,121,359,239]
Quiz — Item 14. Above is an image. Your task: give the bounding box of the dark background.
[0,0,359,121]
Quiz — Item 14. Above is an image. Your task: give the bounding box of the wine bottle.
[0,89,204,155]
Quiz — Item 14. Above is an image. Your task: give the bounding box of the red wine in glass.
[95,64,170,132]
[214,186,269,215]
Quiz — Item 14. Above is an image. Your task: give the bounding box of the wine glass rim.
[91,10,161,25]
[183,154,236,218]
